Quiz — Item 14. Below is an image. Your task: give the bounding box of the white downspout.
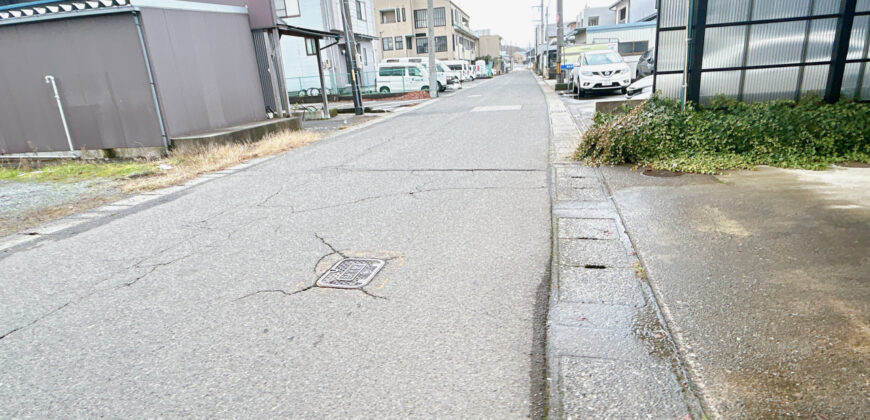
[44,75,75,152]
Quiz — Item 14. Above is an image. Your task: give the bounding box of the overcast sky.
[455,0,614,48]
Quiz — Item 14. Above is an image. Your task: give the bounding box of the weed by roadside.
[576,95,870,174]
[0,129,322,237]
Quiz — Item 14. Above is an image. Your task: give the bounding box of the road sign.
[561,64,574,70]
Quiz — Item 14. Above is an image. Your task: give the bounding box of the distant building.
[372,0,478,62]
[609,0,657,24]
[576,6,616,28]
[279,0,379,97]
[477,34,502,59]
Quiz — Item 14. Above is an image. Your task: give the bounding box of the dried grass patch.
[122,129,322,192]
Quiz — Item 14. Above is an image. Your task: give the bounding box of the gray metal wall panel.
[139,7,266,137]
[0,13,162,154]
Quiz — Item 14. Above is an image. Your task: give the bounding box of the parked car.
[444,59,474,81]
[376,63,429,93]
[625,75,653,100]
[382,58,449,91]
[636,48,655,79]
[569,50,632,97]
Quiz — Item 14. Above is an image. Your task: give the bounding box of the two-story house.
[373,0,478,62]
[280,0,380,97]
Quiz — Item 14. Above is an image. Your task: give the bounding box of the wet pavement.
[556,87,870,417]
[601,165,870,417]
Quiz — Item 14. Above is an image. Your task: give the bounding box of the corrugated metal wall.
[0,13,164,154]
[655,0,870,103]
[139,7,266,137]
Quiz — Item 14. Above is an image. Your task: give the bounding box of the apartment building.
[372,0,478,62]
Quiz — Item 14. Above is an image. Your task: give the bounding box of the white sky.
[455,0,614,48]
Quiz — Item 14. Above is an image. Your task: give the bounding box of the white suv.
[569,50,632,97]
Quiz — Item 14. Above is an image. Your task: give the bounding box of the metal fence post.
[686,0,708,105]
[825,0,858,103]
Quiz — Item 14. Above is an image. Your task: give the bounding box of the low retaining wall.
[170,117,302,153]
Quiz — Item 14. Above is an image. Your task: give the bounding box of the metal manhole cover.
[316,258,385,289]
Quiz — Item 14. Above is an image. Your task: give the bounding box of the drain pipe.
[44,75,74,152]
[133,13,169,152]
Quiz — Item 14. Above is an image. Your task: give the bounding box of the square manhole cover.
[316,258,385,289]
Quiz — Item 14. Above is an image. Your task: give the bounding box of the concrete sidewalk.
[539,78,704,418]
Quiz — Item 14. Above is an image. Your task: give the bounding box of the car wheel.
[421,85,429,92]
[621,87,628,95]
[577,89,586,98]
[438,82,444,92]
[379,86,390,93]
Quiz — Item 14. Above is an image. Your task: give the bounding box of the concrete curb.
[0,91,453,256]
[538,78,706,419]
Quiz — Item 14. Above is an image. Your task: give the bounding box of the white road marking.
[471,105,522,112]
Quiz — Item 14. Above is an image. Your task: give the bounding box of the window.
[380,9,396,24]
[408,66,422,76]
[588,16,599,27]
[406,35,413,50]
[382,37,393,51]
[450,8,454,25]
[434,36,447,52]
[356,0,366,21]
[362,47,368,65]
[379,67,402,77]
[394,36,403,50]
[413,9,426,29]
[618,7,627,23]
[416,36,428,53]
[582,52,622,65]
[402,7,406,22]
[617,41,648,55]
[433,7,446,26]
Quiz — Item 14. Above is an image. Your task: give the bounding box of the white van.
[376,63,429,93]
[444,60,473,81]
[382,58,450,91]
[474,60,488,78]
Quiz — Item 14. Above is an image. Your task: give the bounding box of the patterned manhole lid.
[316,258,385,289]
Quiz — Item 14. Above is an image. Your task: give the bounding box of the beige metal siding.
[0,13,163,154]
[139,7,266,137]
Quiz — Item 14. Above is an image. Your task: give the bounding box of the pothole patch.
[316,258,385,289]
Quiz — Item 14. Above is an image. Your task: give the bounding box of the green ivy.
[575,95,870,174]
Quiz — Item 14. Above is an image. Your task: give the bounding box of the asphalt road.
[0,71,551,418]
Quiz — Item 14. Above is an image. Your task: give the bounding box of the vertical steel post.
[315,38,330,118]
[341,0,364,115]
[556,0,564,83]
[685,0,708,106]
[825,0,858,103]
[427,0,437,98]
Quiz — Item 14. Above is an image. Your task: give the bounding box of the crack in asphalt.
[315,233,347,258]
[286,185,547,214]
[237,285,316,301]
[0,302,69,341]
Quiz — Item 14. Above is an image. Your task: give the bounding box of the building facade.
[609,0,657,24]
[372,0,478,62]
[279,0,380,96]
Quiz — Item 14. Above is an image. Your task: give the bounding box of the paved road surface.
[0,72,551,418]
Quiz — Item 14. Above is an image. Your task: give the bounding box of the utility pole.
[539,0,544,75]
[556,0,564,83]
[427,0,437,98]
[340,0,364,115]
